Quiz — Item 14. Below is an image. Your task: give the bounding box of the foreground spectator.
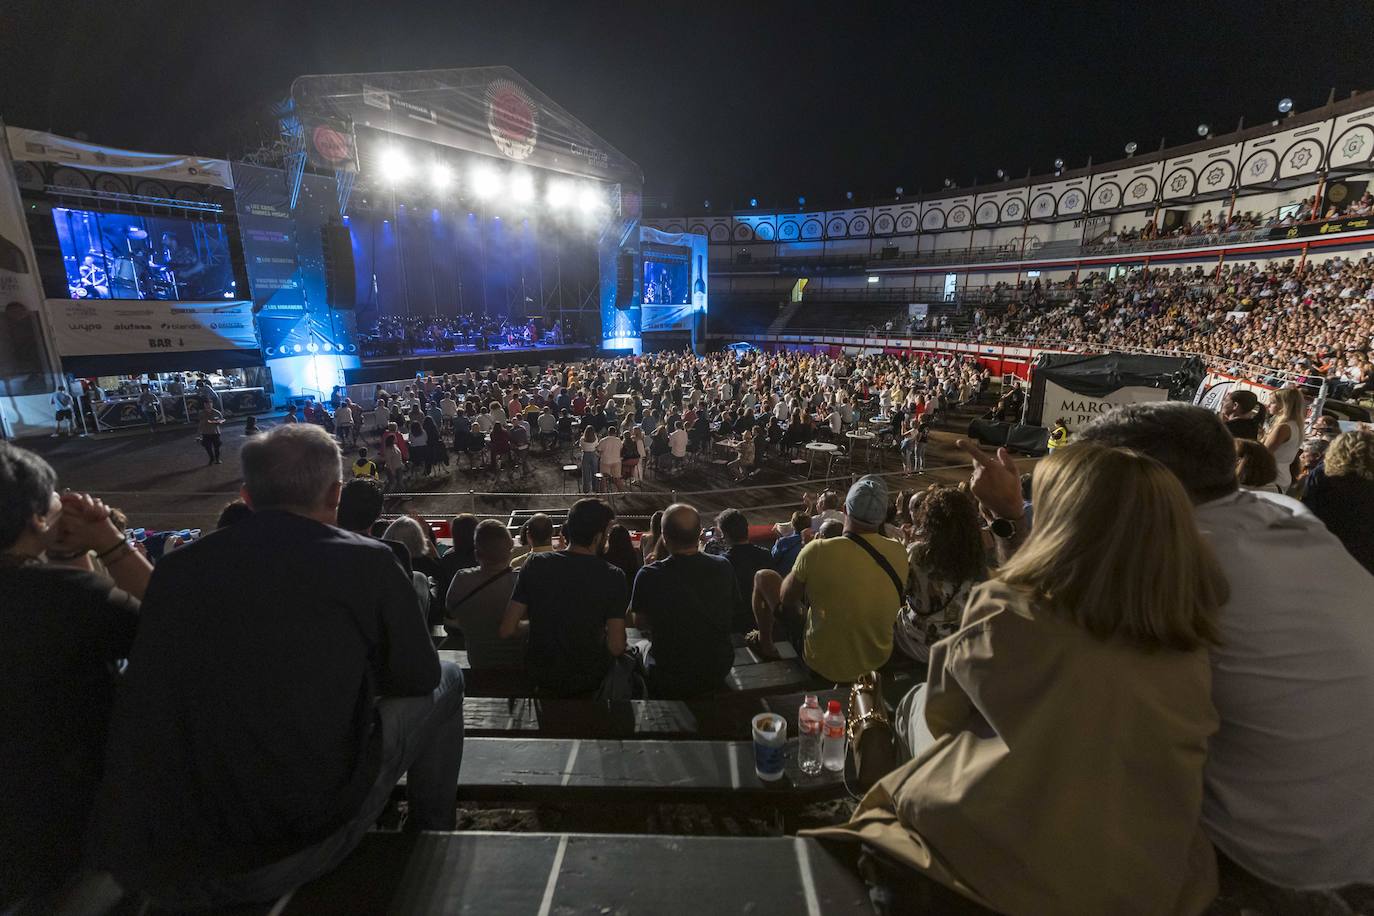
[813,442,1227,914]
[1302,428,1374,573]
[511,512,556,569]
[500,498,627,696]
[89,425,463,909]
[892,485,986,664]
[753,476,906,682]
[629,503,736,698]
[445,519,522,669]
[0,444,152,908]
[1078,403,1374,890]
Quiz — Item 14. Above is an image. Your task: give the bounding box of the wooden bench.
[286,831,873,914]
[452,736,845,803]
[462,688,847,741]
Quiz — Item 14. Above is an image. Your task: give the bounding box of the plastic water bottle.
[821,700,847,772]
[798,695,824,776]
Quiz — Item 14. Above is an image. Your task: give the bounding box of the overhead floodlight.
[430,163,453,190]
[1196,123,1210,137]
[470,164,503,199]
[749,198,758,207]
[797,195,806,205]
[995,169,1006,180]
[845,190,854,200]
[578,186,602,213]
[509,170,535,203]
[894,186,904,196]
[1053,158,1065,170]
[704,199,711,208]
[547,180,574,208]
[942,178,953,188]
[378,148,412,182]
[1124,141,1138,155]
[1278,97,1293,114]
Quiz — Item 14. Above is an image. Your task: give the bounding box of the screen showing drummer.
[51,207,233,302]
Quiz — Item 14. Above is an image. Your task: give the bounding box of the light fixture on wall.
[1124,141,1138,156]
[1196,123,1210,138]
[995,169,1006,180]
[895,186,904,197]
[1278,97,1294,114]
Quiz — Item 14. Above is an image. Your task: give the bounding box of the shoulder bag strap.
[448,567,512,612]
[843,533,905,602]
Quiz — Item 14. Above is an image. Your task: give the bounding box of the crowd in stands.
[4,352,1374,910]
[971,255,1374,390]
[1091,194,1374,248]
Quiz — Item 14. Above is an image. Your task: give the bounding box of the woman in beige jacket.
[811,443,1229,915]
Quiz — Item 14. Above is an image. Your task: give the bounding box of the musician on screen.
[77,254,110,298]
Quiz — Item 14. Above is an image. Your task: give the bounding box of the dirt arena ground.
[23,401,1040,535]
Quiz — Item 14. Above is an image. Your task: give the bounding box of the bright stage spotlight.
[430,163,453,190]
[547,180,574,208]
[509,170,536,203]
[379,148,412,182]
[578,185,603,213]
[470,164,503,199]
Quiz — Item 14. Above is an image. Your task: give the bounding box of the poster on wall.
[45,299,260,357]
[639,225,708,334]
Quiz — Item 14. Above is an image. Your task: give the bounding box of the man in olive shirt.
[756,476,906,682]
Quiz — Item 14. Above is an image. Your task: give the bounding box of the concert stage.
[342,342,592,384]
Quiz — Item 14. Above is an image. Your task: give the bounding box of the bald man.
[628,503,736,698]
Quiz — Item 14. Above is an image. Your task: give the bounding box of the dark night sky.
[2,1,1372,210]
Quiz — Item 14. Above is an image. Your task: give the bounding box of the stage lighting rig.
[547,180,575,208]
[430,163,453,190]
[379,148,412,183]
[470,164,503,199]
[578,185,603,213]
[509,170,536,203]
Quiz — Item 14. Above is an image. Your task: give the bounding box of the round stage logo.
[311,126,352,164]
[486,79,539,160]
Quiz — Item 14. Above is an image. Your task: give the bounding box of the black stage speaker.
[967,418,1049,456]
[615,251,640,310]
[322,222,356,310]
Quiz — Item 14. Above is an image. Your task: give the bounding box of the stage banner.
[44,299,260,357]
[0,119,57,395]
[1040,379,1167,430]
[230,163,308,351]
[6,127,234,188]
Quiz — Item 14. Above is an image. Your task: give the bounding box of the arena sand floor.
[23,403,1041,536]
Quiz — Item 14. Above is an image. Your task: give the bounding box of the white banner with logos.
[1041,379,1168,430]
[6,127,234,189]
[45,299,259,357]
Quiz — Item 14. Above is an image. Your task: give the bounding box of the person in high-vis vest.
[1047,418,1070,451]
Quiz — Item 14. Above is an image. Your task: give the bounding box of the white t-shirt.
[1196,489,1374,887]
[668,429,688,458]
[596,435,623,467]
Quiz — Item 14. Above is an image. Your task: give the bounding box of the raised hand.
[954,439,1025,520]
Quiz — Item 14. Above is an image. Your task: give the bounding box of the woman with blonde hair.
[810,442,1227,915]
[1264,386,1305,492]
[1303,428,1374,573]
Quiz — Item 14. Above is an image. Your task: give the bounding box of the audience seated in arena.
[812,441,1227,914]
[628,503,736,699]
[1302,428,1374,574]
[511,512,556,569]
[752,476,906,682]
[88,425,463,909]
[499,498,627,697]
[445,519,523,668]
[769,509,811,577]
[1077,402,1374,890]
[0,444,153,909]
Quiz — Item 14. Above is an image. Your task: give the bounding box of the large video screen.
[52,207,237,301]
[642,249,691,305]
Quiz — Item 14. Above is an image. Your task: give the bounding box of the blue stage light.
[798,196,806,205]
[749,198,758,207]
[293,344,303,353]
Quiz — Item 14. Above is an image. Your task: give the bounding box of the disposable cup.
[751,712,787,782]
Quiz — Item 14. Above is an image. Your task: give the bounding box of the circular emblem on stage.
[486,79,539,161]
[311,126,352,164]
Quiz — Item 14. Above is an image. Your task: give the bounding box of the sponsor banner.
[45,299,259,357]
[1195,372,1277,412]
[1040,380,1168,430]
[6,127,234,188]
[1268,214,1374,240]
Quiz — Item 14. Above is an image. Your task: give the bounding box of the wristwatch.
[989,516,1019,539]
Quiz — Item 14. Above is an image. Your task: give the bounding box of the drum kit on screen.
[70,226,182,300]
